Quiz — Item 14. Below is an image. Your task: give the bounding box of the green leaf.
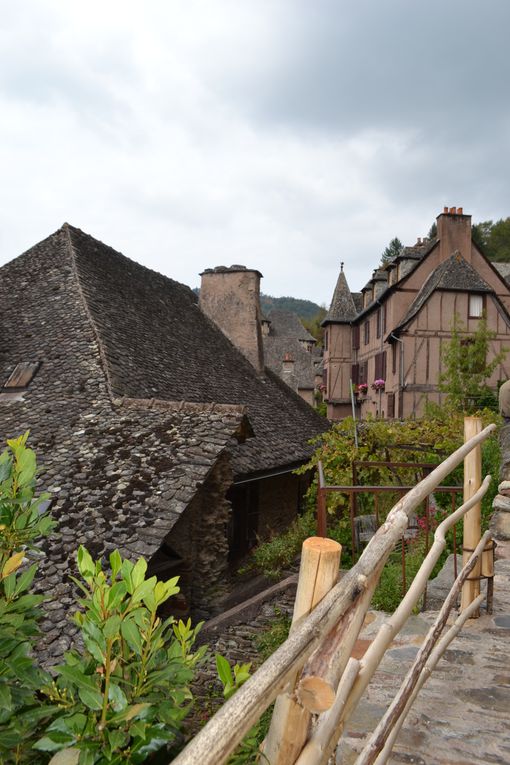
[13,562,37,595]
[120,618,143,655]
[108,702,151,724]
[107,581,127,609]
[78,750,96,765]
[215,654,233,689]
[34,736,65,752]
[78,686,103,711]
[48,750,81,765]
[131,558,147,590]
[108,682,128,712]
[0,683,12,711]
[77,546,95,580]
[103,614,121,639]
[109,550,122,578]
[57,664,101,693]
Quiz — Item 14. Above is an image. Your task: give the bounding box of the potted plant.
[356,383,368,397]
[372,378,385,391]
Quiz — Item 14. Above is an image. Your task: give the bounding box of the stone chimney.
[282,353,297,390]
[436,206,472,260]
[199,265,265,373]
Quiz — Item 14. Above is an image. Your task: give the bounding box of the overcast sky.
[1,1,509,305]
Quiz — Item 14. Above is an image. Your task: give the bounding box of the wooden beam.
[461,416,482,614]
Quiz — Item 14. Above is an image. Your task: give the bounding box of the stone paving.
[337,550,510,765]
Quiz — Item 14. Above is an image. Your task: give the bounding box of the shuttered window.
[387,392,395,418]
[364,321,370,345]
[359,361,368,385]
[374,351,387,380]
[352,325,360,350]
[376,309,381,338]
[351,364,359,385]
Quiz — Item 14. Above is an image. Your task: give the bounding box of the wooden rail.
[172,421,496,765]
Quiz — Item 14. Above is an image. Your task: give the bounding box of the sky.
[1,0,509,305]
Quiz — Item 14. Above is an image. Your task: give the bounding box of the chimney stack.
[199,265,265,373]
[436,206,472,261]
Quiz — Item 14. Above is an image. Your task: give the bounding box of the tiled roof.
[266,310,316,342]
[263,311,318,390]
[323,269,357,324]
[392,252,494,335]
[66,224,327,478]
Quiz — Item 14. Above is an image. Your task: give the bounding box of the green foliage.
[255,613,291,662]
[0,436,206,765]
[243,509,317,580]
[215,655,251,701]
[472,217,510,262]
[259,294,322,321]
[301,307,327,346]
[381,237,403,265]
[37,549,206,764]
[439,314,507,413]
[0,433,57,764]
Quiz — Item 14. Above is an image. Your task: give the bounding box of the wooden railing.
[172,419,496,765]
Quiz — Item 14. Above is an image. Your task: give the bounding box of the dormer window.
[469,294,484,319]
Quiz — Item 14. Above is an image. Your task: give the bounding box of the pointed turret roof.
[322,263,357,325]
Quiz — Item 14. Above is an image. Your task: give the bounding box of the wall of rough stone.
[258,472,303,537]
[165,451,234,619]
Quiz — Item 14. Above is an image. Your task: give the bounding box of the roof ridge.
[63,224,117,400]
[113,396,248,416]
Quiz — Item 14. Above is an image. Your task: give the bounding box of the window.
[351,364,359,385]
[376,306,386,338]
[2,362,40,390]
[364,320,370,345]
[352,325,360,350]
[392,342,398,374]
[387,392,395,418]
[374,351,387,380]
[469,294,484,318]
[359,361,368,385]
[324,330,328,351]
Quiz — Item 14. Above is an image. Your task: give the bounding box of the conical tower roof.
[322,263,357,325]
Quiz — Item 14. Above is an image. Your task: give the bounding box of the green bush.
[0,435,205,765]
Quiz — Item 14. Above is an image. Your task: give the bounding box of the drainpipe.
[390,332,405,416]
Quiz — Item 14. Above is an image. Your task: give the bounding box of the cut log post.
[461,416,482,614]
[262,537,341,764]
[297,559,383,712]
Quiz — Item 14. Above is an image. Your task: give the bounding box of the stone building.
[0,224,327,659]
[260,310,322,406]
[323,207,510,420]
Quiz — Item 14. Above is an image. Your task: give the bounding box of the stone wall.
[490,423,510,541]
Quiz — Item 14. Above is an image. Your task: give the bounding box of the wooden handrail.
[171,423,496,765]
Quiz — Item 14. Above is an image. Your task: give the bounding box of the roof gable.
[323,268,357,324]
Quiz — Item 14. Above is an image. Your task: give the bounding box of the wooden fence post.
[262,536,341,764]
[460,416,482,615]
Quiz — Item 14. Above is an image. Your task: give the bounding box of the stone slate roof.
[392,253,494,335]
[494,263,510,284]
[266,310,316,342]
[66,224,326,477]
[323,269,358,324]
[0,230,252,659]
[263,312,318,391]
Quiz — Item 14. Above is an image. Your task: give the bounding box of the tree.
[427,222,437,239]
[380,237,403,265]
[472,217,510,262]
[439,314,507,413]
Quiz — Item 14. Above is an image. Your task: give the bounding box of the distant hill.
[260,294,323,320]
[193,287,323,321]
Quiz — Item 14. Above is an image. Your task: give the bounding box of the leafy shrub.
[0,434,206,764]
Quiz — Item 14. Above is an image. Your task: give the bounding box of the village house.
[322,207,510,420]
[260,310,322,406]
[0,224,327,660]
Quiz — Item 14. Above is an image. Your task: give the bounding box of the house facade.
[323,207,510,420]
[0,225,327,660]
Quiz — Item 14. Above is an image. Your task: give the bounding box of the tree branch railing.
[171,421,496,765]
